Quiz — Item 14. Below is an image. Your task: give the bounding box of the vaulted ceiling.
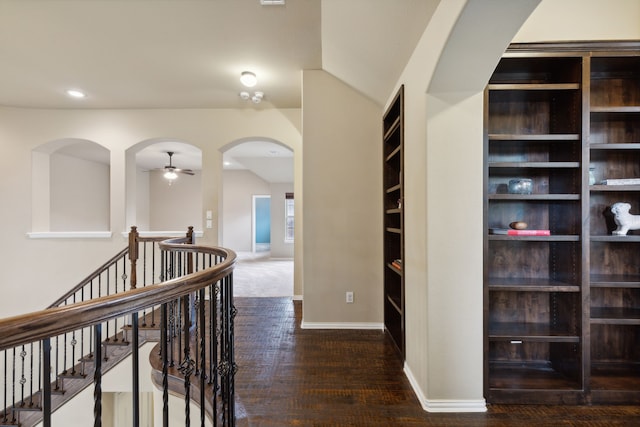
[0,0,436,109]
[0,0,437,181]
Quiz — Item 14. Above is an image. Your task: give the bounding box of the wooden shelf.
[488,234,579,242]
[590,274,640,287]
[488,83,580,91]
[590,185,640,192]
[488,322,580,342]
[590,143,640,150]
[385,145,401,162]
[591,235,640,242]
[591,307,640,324]
[488,194,580,200]
[489,161,580,168]
[489,133,580,141]
[383,115,400,141]
[488,278,579,292]
[387,263,402,276]
[591,106,640,113]
[386,184,401,194]
[383,85,404,360]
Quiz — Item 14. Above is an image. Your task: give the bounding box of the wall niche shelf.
[484,41,640,405]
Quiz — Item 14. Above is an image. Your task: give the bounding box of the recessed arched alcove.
[31,138,110,234]
[126,139,202,233]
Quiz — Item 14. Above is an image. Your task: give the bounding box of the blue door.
[255,196,271,249]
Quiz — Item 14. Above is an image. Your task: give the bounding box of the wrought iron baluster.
[63,302,68,376]
[11,348,15,423]
[179,295,195,427]
[71,294,77,375]
[29,342,34,407]
[105,269,110,342]
[131,312,140,427]
[42,338,51,427]
[54,336,60,392]
[19,345,26,407]
[199,287,206,427]
[93,324,102,427]
[113,261,118,341]
[161,303,169,427]
[3,349,7,423]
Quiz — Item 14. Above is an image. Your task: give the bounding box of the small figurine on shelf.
[610,202,640,236]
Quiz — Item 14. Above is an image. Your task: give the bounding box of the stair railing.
[0,226,237,427]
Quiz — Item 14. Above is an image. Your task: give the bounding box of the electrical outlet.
[346,291,354,304]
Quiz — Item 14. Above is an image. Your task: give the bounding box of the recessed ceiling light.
[66,89,86,99]
[240,71,257,88]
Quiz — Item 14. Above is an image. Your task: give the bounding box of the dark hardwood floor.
[233,297,640,426]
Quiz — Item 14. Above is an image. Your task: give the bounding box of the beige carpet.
[233,251,293,297]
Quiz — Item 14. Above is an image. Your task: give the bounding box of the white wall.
[301,69,382,325]
[135,167,150,230]
[148,170,202,231]
[222,169,270,252]
[270,182,294,258]
[0,107,301,318]
[50,152,110,231]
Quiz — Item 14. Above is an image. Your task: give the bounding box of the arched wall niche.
[31,138,110,234]
[219,136,294,257]
[125,138,202,233]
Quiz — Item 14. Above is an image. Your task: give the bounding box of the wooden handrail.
[48,246,129,308]
[0,244,236,351]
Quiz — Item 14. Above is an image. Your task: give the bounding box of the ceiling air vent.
[260,0,285,5]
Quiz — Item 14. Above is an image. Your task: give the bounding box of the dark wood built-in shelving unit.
[383,85,405,359]
[484,41,640,405]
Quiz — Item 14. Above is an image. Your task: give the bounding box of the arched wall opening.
[219,137,294,259]
[125,139,202,233]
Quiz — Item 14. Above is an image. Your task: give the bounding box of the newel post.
[186,225,194,245]
[128,226,141,427]
[128,226,139,290]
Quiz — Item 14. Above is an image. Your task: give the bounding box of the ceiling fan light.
[164,170,178,180]
[240,71,257,88]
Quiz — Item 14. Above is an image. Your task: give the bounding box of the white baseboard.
[300,321,384,330]
[404,362,487,413]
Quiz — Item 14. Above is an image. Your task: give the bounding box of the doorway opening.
[252,195,271,253]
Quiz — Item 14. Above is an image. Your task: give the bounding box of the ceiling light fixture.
[240,71,257,87]
[239,91,264,104]
[260,0,285,5]
[66,89,86,99]
[251,91,264,104]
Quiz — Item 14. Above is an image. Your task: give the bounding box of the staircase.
[0,227,237,427]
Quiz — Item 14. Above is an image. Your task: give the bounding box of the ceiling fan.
[160,151,194,181]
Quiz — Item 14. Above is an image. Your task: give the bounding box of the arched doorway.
[221,138,294,297]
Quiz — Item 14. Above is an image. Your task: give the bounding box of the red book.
[490,228,550,236]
